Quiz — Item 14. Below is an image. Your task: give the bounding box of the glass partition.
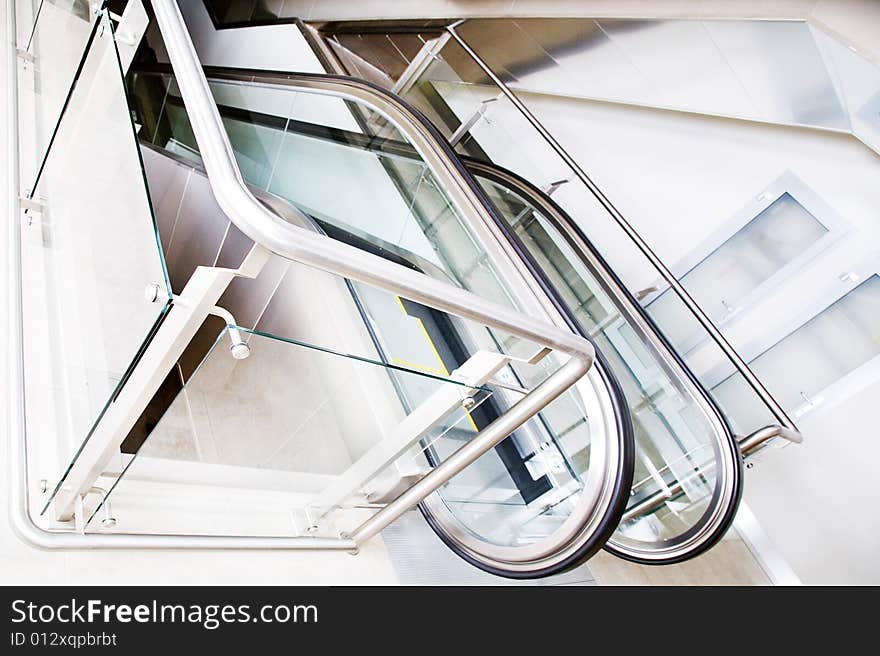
[388,32,781,439]
[127,54,742,559]
[127,70,532,316]
[18,0,97,187]
[26,11,172,513]
[87,321,617,572]
[87,327,493,536]
[116,63,631,572]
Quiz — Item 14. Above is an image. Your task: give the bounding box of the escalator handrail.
[463,159,804,448]
[623,425,801,523]
[137,69,796,451]
[463,160,745,562]
[150,0,596,363]
[135,60,796,449]
[464,159,739,434]
[446,24,801,439]
[149,0,638,576]
[136,60,765,525]
[147,140,636,575]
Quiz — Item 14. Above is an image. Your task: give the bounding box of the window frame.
[640,170,851,355]
[703,253,880,421]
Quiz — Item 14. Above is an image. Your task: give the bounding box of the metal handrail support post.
[310,349,513,521]
[48,246,270,520]
[349,355,591,544]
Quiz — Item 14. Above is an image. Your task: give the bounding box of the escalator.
[126,58,751,570]
[6,0,808,580]
[467,162,742,563]
[124,55,634,577]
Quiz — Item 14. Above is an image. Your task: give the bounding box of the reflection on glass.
[397,37,661,294]
[203,0,282,25]
[388,29,778,446]
[123,68,609,549]
[87,327,492,535]
[434,386,591,548]
[474,173,722,546]
[349,277,594,548]
[128,71,521,313]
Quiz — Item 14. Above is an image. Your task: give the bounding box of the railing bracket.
[19,195,43,214]
[208,306,251,359]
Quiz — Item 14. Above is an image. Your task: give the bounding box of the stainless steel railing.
[621,426,800,523]
[7,0,630,554]
[151,0,593,361]
[446,24,802,439]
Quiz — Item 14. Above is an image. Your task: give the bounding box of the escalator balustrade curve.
[465,161,743,564]
[129,63,635,577]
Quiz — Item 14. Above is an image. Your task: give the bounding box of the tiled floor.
[589,531,770,586]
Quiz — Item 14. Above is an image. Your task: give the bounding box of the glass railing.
[86,327,494,536]
[128,69,526,320]
[17,0,98,188]
[18,8,172,514]
[469,165,740,561]
[391,29,790,440]
[351,280,608,552]
[127,62,745,564]
[201,27,747,561]
[117,59,632,575]
[85,318,617,576]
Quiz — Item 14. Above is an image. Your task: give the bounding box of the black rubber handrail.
[133,61,745,565]
[131,64,635,577]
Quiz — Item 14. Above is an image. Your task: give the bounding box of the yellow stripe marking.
[394,296,479,433]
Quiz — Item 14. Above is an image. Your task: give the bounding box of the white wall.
[435,67,880,583]
[261,0,880,63]
[177,0,323,72]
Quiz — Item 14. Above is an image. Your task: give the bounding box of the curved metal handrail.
[139,63,801,536]
[621,425,801,523]
[144,0,636,565]
[9,0,621,553]
[9,0,632,559]
[462,159,744,563]
[4,0,357,551]
[137,104,634,576]
[150,0,594,362]
[464,159,735,435]
[446,24,802,440]
[140,61,801,538]
[137,60,800,450]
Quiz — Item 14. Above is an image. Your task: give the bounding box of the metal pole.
[149,0,595,361]
[446,25,799,434]
[2,0,350,551]
[349,355,590,544]
[621,425,801,522]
